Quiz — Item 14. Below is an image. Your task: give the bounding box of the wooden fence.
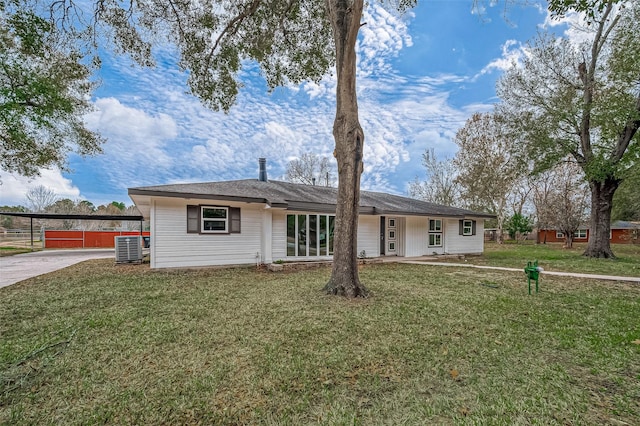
[44,230,150,249]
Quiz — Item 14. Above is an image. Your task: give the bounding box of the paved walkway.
[400,260,640,283]
[0,249,115,289]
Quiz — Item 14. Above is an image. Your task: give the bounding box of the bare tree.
[533,161,590,248]
[24,185,58,213]
[408,148,461,206]
[285,153,336,187]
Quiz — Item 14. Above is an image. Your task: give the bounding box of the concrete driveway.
[0,249,115,289]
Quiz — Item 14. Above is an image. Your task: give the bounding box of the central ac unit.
[114,236,143,263]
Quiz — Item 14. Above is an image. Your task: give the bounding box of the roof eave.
[127,188,273,206]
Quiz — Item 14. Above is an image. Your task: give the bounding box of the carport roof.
[0,212,143,221]
[128,179,495,219]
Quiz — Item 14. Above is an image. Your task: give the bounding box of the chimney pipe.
[258,158,268,182]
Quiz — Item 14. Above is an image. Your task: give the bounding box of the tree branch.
[611,92,640,163]
[206,0,263,68]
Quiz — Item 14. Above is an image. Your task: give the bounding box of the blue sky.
[1,0,559,207]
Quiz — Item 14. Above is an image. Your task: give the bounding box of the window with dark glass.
[429,219,443,247]
[286,214,335,257]
[187,205,241,234]
[202,207,227,232]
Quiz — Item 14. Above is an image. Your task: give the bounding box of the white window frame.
[429,233,442,247]
[556,231,564,239]
[429,219,443,247]
[573,229,587,239]
[201,206,228,233]
[463,220,473,236]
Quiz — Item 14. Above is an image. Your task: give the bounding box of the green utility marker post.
[524,260,542,295]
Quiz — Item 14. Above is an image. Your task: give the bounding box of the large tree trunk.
[584,178,619,258]
[323,0,368,298]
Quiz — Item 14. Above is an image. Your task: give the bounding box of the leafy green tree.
[77,200,96,214]
[0,204,26,228]
[498,1,640,258]
[612,163,640,221]
[49,198,77,229]
[0,4,103,177]
[505,213,532,242]
[453,112,528,244]
[111,201,126,211]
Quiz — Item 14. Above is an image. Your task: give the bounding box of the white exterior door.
[387,217,397,255]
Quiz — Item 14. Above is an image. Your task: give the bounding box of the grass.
[0,247,40,257]
[461,241,640,277]
[1,260,639,424]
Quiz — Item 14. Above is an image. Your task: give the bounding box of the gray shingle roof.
[128,179,494,218]
[612,221,640,229]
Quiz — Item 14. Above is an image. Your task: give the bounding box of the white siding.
[443,218,485,254]
[151,197,264,268]
[261,209,273,264]
[149,197,487,269]
[271,210,287,261]
[405,216,427,257]
[357,215,380,257]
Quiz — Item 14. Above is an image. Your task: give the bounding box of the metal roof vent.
[258,158,268,182]
[114,236,143,263]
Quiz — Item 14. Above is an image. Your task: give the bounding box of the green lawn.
[0,247,39,257]
[464,241,640,277]
[1,260,639,424]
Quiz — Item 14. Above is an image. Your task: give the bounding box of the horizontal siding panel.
[149,195,488,268]
[152,198,263,268]
[357,216,379,257]
[271,210,287,260]
[405,216,428,257]
[444,218,484,254]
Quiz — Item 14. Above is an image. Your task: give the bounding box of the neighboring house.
[537,221,640,244]
[128,160,494,269]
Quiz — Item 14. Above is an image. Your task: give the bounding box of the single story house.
[128,160,494,269]
[537,221,640,244]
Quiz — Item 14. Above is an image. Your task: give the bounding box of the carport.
[0,212,144,251]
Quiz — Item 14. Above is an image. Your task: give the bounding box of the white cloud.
[0,169,82,206]
[301,3,413,100]
[83,97,179,187]
[477,39,525,77]
[2,1,551,205]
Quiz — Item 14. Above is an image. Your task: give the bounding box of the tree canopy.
[453,112,528,242]
[0,3,103,177]
[497,0,639,257]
